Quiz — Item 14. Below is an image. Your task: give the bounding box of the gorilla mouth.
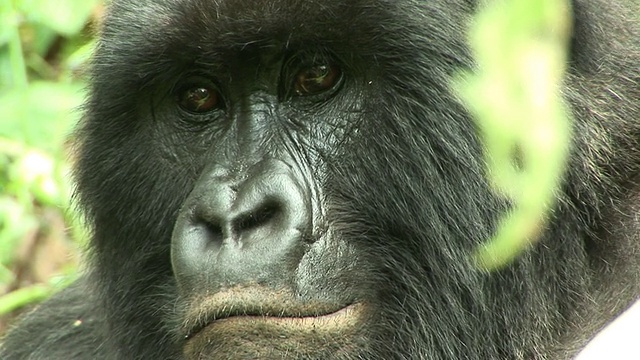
[182,287,362,340]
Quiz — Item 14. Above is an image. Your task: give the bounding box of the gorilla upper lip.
[181,286,358,340]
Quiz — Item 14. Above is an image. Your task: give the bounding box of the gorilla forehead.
[110,0,380,44]
[102,0,471,61]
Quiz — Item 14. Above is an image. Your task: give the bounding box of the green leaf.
[0,81,85,153]
[0,284,50,315]
[19,0,99,36]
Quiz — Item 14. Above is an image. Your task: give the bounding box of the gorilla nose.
[171,160,311,290]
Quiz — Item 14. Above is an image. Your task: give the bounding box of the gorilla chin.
[183,289,365,359]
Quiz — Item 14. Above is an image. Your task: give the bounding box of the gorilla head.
[1,0,639,359]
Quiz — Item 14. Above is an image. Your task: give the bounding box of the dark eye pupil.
[178,87,219,113]
[294,64,340,96]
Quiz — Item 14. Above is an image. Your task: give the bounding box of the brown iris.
[293,64,341,96]
[178,86,220,113]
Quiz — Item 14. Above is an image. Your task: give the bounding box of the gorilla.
[1,0,639,359]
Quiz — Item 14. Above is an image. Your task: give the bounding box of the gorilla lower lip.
[206,303,360,330]
[187,303,363,340]
[183,302,365,358]
[182,287,363,340]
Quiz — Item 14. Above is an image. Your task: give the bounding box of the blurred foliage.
[454,0,573,270]
[0,0,100,328]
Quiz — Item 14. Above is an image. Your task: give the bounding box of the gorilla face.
[81,2,496,358]
[2,0,638,359]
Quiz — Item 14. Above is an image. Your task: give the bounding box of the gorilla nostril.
[193,208,227,245]
[203,221,225,244]
[232,201,282,236]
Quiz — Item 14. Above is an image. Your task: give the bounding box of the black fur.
[1,0,639,359]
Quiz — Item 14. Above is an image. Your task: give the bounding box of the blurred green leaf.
[0,3,16,46]
[0,197,38,265]
[0,0,93,319]
[0,81,84,152]
[19,0,99,36]
[0,284,50,314]
[454,0,573,270]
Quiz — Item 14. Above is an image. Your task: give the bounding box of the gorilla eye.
[177,85,221,113]
[293,64,342,96]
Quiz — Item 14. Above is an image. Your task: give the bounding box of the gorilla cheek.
[295,236,370,298]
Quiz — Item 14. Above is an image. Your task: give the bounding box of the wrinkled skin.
[1,0,639,359]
